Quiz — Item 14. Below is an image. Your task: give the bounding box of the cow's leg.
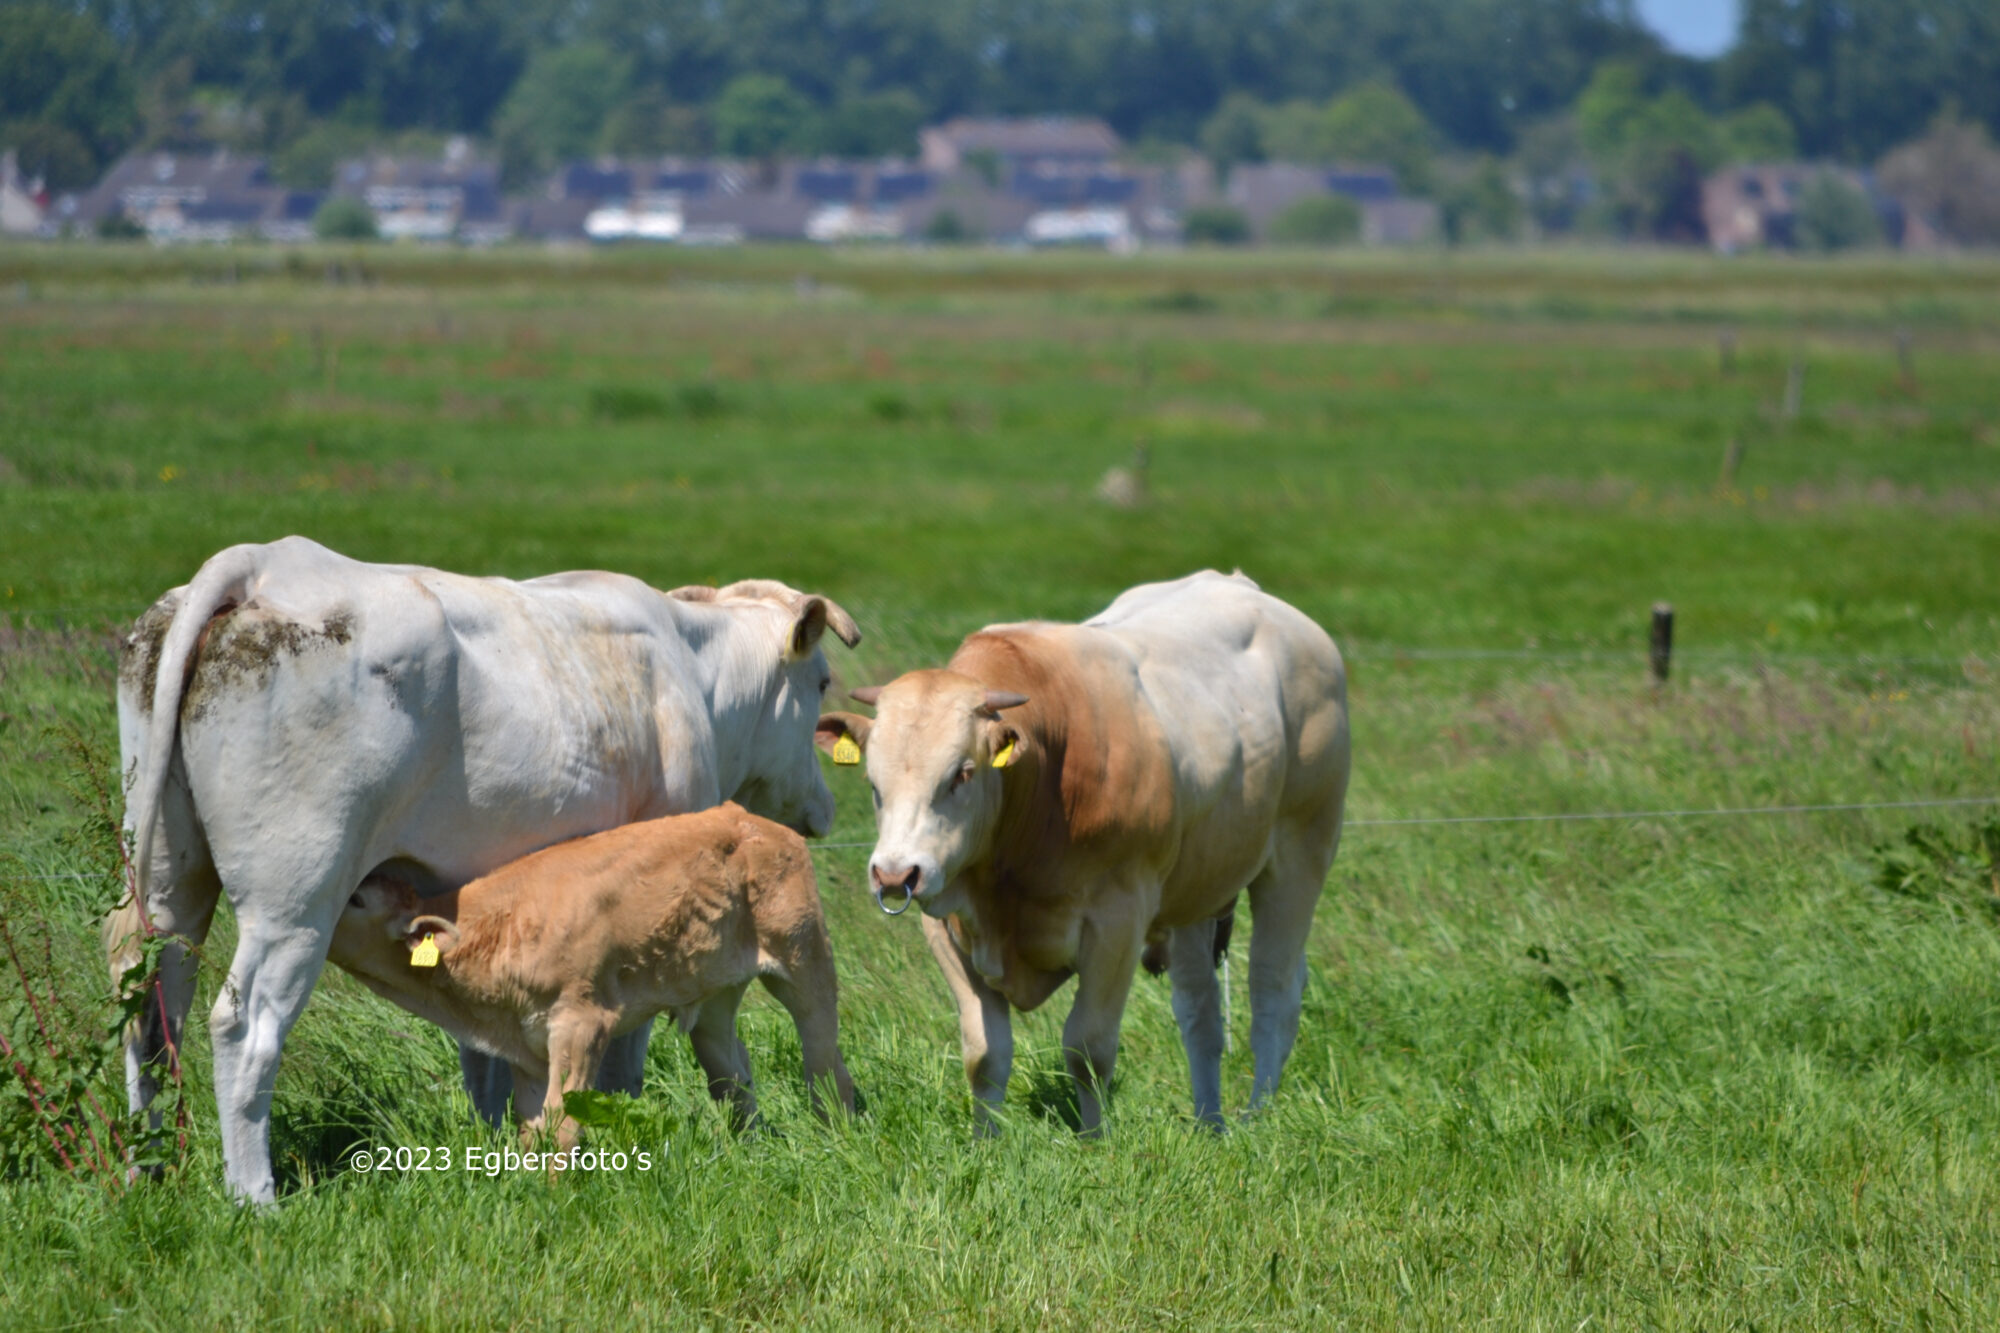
[1166,915,1228,1128]
[208,892,345,1205]
[509,1064,550,1137]
[111,871,221,1126]
[591,1021,653,1098]
[1062,909,1147,1136]
[109,755,222,1131]
[1243,836,1333,1110]
[921,914,1012,1135]
[688,982,757,1130]
[459,1047,516,1127]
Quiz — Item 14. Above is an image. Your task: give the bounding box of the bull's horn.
[820,598,862,648]
[849,685,883,706]
[982,691,1029,712]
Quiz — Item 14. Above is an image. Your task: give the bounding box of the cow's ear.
[816,712,872,763]
[987,724,1025,769]
[787,597,831,661]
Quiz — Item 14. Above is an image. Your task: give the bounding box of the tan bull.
[329,803,855,1143]
[817,570,1348,1133]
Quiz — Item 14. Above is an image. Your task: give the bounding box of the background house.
[2,150,47,236]
[73,150,319,242]
[1182,161,1438,243]
[920,117,1121,183]
[336,139,502,241]
[1701,163,1910,252]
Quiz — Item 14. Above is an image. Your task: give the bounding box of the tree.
[3,121,96,191]
[1878,112,2000,245]
[1267,194,1360,246]
[493,45,630,186]
[0,5,136,176]
[314,196,379,241]
[272,120,373,189]
[1720,103,1798,164]
[1619,92,1721,242]
[1182,204,1250,245]
[1722,0,2000,161]
[1795,173,1882,251]
[1575,64,1650,164]
[1442,157,1522,244]
[713,74,810,163]
[1517,116,1586,234]
[1199,93,1267,179]
[812,90,925,158]
[97,208,146,240]
[922,209,971,243]
[1576,66,1725,242]
[1258,101,1325,163]
[1320,82,1434,194]
[602,88,709,157]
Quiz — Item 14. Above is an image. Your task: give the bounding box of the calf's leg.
[921,914,1013,1135]
[760,971,854,1119]
[539,1006,618,1149]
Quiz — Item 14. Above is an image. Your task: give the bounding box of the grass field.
[3,244,1999,1329]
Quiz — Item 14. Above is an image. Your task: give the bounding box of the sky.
[1634,0,1740,57]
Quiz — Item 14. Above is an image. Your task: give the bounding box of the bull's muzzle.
[870,863,922,916]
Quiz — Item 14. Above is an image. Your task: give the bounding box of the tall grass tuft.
[1,728,184,1186]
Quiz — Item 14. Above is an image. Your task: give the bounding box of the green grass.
[3,245,1999,1328]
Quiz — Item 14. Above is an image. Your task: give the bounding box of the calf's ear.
[404,915,460,952]
[816,712,873,763]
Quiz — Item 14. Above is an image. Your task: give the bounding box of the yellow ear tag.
[831,735,862,766]
[991,738,1017,768]
[409,934,440,968]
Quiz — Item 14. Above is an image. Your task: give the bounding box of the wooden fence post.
[1650,603,1674,685]
[1719,436,1745,490]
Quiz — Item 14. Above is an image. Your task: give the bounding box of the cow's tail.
[113,544,262,965]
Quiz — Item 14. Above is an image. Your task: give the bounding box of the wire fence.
[2,603,1988,677]
[11,794,1993,881]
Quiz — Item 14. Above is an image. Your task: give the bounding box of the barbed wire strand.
[10,795,1995,880]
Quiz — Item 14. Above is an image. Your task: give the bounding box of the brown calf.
[328,802,854,1144]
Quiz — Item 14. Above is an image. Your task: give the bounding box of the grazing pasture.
[3,245,1999,1328]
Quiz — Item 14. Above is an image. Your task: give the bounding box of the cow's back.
[959,570,1347,930]
[144,538,706,895]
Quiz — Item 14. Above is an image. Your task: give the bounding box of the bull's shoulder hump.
[1086,570,1270,627]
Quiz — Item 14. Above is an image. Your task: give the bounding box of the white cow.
[816,571,1348,1133]
[107,536,859,1202]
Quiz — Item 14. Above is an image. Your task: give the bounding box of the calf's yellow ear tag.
[410,934,441,968]
[991,738,1017,768]
[831,735,863,766]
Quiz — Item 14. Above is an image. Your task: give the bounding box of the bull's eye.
[949,759,976,792]
[869,783,883,809]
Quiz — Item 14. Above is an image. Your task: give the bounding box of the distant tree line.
[2,0,1997,238]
